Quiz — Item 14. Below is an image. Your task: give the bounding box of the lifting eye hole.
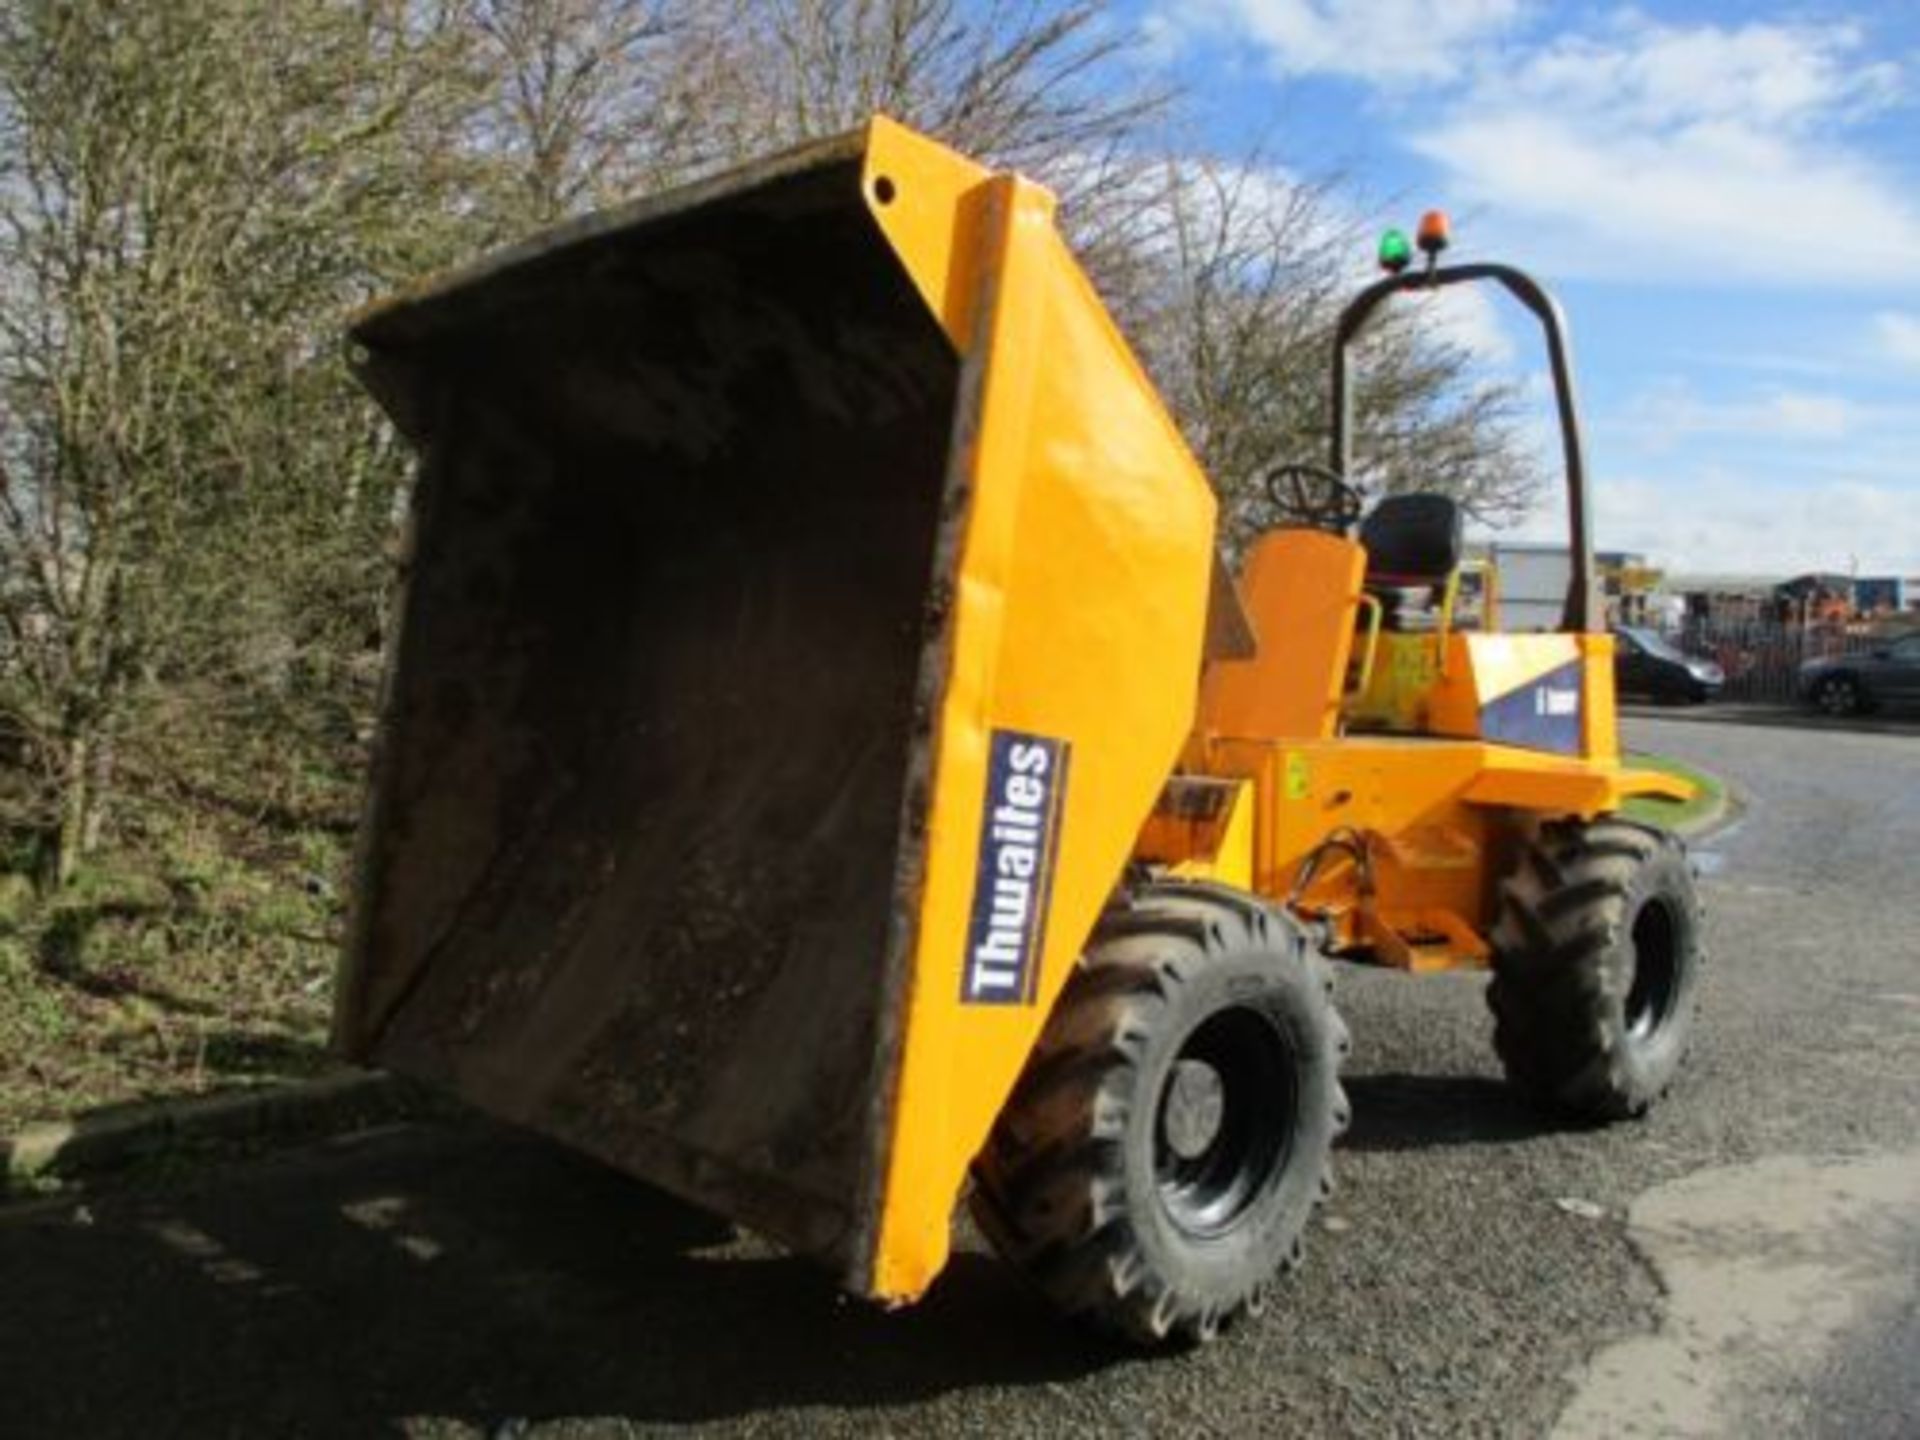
[873,175,897,205]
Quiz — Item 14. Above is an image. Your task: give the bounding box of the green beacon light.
[1378,227,1412,275]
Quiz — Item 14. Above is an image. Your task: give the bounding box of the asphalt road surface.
[3,717,1915,1438]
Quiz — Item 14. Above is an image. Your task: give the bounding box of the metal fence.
[1666,619,1889,704]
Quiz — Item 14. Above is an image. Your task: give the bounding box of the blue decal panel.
[961,729,1071,1006]
[1480,661,1584,755]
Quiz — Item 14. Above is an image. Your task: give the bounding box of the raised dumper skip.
[334,120,1703,1346]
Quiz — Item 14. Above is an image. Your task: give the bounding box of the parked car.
[1613,626,1724,703]
[1799,633,1920,715]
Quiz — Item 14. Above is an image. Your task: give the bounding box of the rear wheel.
[971,882,1347,1346]
[1487,818,1703,1121]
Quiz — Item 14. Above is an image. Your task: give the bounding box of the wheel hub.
[1625,896,1680,1042]
[1161,1059,1227,1159]
[1153,1007,1297,1238]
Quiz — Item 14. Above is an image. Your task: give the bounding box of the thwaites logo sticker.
[961,729,1071,1006]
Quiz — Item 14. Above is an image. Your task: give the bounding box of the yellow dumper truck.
[334,118,1702,1345]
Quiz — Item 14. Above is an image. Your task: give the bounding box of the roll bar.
[1329,263,1595,634]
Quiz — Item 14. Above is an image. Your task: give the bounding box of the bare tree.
[1347,310,1540,521]
[0,0,484,884]
[462,0,1169,224]
[468,0,687,225]
[1129,152,1540,547]
[716,0,1163,157]
[660,1,1169,258]
[0,0,1537,894]
[1137,156,1351,508]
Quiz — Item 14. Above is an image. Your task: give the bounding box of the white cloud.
[1493,470,1919,575]
[1754,391,1855,437]
[1169,0,1525,85]
[1877,311,1920,365]
[1417,119,1920,287]
[1407,284,1516,365]
[1610,381,1861,444]
[1167,7,1920,576]
[1591,472,1919,575]
[1492,369,1920,575]
[1417,17,1920,287]
[1674,349,1846,380]
[1492,17,1899,131]
[1171,6,1920,289]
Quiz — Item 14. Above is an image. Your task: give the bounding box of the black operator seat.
[1358,493,1464,630]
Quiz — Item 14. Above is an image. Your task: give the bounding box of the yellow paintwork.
[1164,546,1682,974]
[1579,632,1623,757]
[850,116,1690,1300]
[1358,906,1491,972]
[853,108,1690,1302]
[853,121,1682,1302]
[1137,778,1257,889]
[1198,530,1366,742]
[1180,731,1688,965]
[854,120,1218,1300]
[862,115,997,345]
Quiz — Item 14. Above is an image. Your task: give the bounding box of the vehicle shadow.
[0,1121,1124,1438]
[1341,1072,1560,1153]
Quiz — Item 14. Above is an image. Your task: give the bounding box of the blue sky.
[1130,0,1920,577]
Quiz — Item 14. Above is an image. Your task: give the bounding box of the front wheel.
[1487,818,1704,1121]
[971,883,1347,1347]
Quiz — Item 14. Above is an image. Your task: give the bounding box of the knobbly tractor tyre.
[1487,818,1704,1121]
[970,882,1348,1347]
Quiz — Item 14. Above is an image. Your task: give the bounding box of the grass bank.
[1621,751,1728,834]
[0,761,353,1134]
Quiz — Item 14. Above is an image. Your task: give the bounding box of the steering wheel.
[1263,462,1365,534]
